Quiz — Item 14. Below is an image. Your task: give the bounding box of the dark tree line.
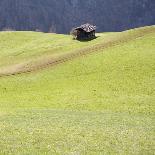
[0,0,154,34]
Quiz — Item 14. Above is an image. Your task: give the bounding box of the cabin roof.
[75,23,96,32]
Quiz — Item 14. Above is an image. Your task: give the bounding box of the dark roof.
[75,23,96,32]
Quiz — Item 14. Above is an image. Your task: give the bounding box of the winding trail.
[0,27,154,77]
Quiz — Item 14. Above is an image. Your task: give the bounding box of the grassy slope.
[0,31,110,68]
[0,26,155,154]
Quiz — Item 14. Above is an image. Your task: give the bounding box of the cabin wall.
[77,30,95,40]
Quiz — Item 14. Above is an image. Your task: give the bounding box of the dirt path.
[0,27,154,77]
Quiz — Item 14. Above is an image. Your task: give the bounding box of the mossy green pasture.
[0,26,155,154]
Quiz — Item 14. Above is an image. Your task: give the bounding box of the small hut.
[71,23,96,40]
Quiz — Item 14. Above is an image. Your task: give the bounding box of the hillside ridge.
[0,26,154,77]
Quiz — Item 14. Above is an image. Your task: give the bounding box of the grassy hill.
[0,26,155,154]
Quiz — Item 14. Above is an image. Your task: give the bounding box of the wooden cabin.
[71,23,96,40]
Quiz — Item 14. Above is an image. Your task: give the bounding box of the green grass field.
[0,26,155,155]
